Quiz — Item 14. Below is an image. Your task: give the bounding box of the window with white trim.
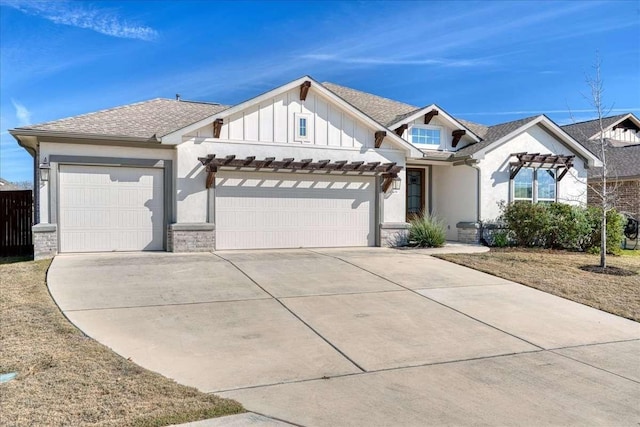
[409,125,441,147]
[294,113,311,142]
[511,167,557,203]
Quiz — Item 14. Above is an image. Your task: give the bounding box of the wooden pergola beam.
[198,155,403,175]
[300,81,311,101]
[509,152,576,180]
[374,131,386,148]
[451,129,466,148]
[424,109,439,124]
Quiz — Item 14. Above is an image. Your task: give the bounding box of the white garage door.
[215,171,375,250]
[59,165,164,252]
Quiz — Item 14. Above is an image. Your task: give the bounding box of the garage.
[215,171,376,250]
[58,164,164,252]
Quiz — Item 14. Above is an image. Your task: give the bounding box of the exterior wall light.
[392,177,401,191]
[39,157,50,181]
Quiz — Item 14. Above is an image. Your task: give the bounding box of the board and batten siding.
[218,88,375,148]
[599,128,640,144]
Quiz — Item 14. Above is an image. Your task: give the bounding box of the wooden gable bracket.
[424,109,439,124]
[394,124,408,136]
[451,129,466,148]
[374,131,387,148]
[213,118,224,138]
[300,81,312,101]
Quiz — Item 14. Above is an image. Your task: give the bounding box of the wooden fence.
[0,190,33,257]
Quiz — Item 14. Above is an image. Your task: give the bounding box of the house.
[562,113,640,223]
[10,76,601,259]
[0,178,25,191]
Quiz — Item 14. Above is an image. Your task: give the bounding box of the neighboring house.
[0,178,26,191]
[562,113,640,223]
[10,76,601,259]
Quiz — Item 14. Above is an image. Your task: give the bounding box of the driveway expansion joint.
[549,349,640,385]
[308,249,546,352]
[212,252,367,373]
[62,297,274,313]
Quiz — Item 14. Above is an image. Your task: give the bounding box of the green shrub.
[584,207,625,255]
[492,230,511,248]
[545,203,592,250]
[409,213,446,247]
[500,201,550,247]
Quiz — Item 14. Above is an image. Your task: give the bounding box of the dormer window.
[294,113,311,142]
[409,125,441,147]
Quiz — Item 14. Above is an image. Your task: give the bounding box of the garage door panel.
[59,165,164,252]
[216,172,375,250]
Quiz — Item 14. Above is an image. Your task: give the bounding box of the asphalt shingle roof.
[454,115,541,157]
[15,98,229,140]
[561,115,640,179]
[596,144,640,179]
[561,114,628,143]
[322,82,420,127]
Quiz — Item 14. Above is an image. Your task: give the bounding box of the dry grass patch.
[0,258,244,427]
[436,249,640,322]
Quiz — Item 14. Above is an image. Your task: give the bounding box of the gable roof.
[454,115,540,157]
[163,76,423,156]
[323,83,484,144]
[11,98,229,141]
[561,114,640,179]
[561,114,629,141]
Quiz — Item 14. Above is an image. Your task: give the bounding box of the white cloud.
[2,0,158,41]
[300,54,492,68]
[11,99,31,126]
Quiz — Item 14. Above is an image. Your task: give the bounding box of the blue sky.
[1,0,639,182]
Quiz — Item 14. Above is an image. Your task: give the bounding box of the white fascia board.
[472,115,603,167]
[390,104,482,143]
[161,75,424,157]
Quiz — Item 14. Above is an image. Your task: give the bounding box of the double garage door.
[215,171,376,250]
[58,166,375,252]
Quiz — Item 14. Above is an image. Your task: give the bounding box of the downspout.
[464,159,481,222]
[464,158,482,245]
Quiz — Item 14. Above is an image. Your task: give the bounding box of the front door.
[406,168,425,220]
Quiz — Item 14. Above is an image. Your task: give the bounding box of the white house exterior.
[10,76,601,258]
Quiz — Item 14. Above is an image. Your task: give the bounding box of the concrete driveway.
[48,248,640,426]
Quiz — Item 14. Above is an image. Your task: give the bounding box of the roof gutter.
[11,134,40,223]
[9,128,162,144]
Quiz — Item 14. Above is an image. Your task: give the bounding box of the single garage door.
[59,165,164,252]
[215,171,376,250]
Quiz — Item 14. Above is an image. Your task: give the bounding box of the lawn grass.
[0,258,244,426]
[436,248,640,322]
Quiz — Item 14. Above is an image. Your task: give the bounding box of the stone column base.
[380,222,410,247]
[33,223,58,260]
[456,222,481,244]
[168,223,215,252]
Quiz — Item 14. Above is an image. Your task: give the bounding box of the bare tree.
[583,55,614,268]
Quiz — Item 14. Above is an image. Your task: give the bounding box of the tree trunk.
[600,211,606,268]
